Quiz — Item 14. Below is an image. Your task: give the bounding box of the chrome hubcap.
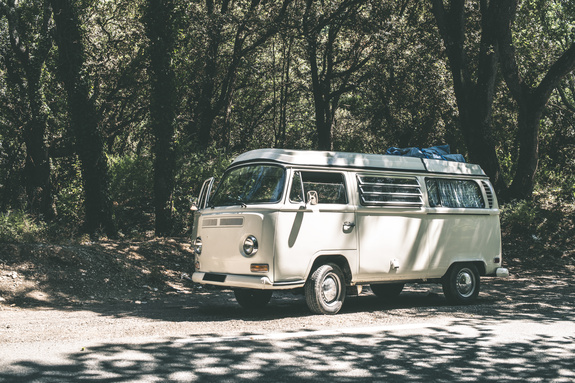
[322,275,339,303]
[456,269,474,297]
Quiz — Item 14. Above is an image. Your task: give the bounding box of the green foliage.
[49,158,85,240]
[500,200,540,236]
[0,210,46,243]
[515,0,575,84]
[502,194,573,240]
[535,166,575,204]
[108,154,153,236]
[171,145,234,234]
[501,196,575,263]
[0,0,574,243]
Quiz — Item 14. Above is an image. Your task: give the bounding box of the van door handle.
[343,221,356,230]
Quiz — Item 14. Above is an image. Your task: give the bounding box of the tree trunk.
[50,0,116,237]
[23,114,54,219]
[302,0,362,152]
[144,0,177,237]
[313,83,332,151]
[277,36,294,148]
[194,0,292,150]
[196,6,220,150]
[430,0,505,192]
[4,0,55,219]
[303,0,332,152]
[194,0,229,150]
[496,0,575,200]
[463,90,505,192]
[507,98,542,199]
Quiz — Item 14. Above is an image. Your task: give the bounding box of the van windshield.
[210,165,286,207]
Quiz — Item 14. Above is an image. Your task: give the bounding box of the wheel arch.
[443,260,486,279]
[307,255,353,285]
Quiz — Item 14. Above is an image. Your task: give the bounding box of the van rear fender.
[308,255,353,285]
[443,260,487,279]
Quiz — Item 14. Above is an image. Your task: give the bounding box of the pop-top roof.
[232,149,486,176]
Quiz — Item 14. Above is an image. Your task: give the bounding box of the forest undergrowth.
[0,190,573,309]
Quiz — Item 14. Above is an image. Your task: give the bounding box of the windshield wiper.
[217,195,247,208]
[235,197,247,208]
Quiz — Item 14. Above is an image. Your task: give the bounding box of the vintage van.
[191,149,509,314]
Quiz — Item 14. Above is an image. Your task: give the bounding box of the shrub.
[108,154,154,236]
[0,210,46,243]
[172,146,234,235]
[500,199,539,236]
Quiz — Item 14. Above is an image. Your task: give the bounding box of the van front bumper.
[192,272,305,290]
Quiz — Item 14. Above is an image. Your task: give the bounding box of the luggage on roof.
[386,144,465,163]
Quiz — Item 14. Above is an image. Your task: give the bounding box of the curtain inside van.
[426,179,484,208]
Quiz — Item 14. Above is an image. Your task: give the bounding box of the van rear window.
[357,175,422,207]
[426,178,485,208]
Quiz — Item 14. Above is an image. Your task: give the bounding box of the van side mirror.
[190,197,199,212]
[307,190,318,205]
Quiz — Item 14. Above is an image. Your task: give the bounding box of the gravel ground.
[1,239,573,345]
[2,271,573,344]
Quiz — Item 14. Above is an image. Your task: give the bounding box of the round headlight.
[243,235,258,256]
[193,237,202,255]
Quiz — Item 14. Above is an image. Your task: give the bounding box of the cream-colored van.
[191,149,509,314]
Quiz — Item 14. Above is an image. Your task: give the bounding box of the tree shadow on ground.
[1,258,574,382]
[1,240,573,325]
[0,240,196,307]
[70,271,575,326]
[1,314,573,382]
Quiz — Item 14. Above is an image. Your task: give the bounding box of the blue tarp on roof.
[386,144,465,163]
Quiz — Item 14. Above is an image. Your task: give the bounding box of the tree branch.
[535,42,575,106]
[557,83,575,113]
[495,0,524,102]
[5,0,30,66]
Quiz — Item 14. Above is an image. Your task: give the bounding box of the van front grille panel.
[202,217,244,227]
[202,218,218,227]
[219,217,244,226]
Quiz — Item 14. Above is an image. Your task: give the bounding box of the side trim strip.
[273,280,306,287]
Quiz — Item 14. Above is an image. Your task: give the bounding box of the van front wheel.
[233,289,273,309]
[442,263,480,305]
[305,263,346,315]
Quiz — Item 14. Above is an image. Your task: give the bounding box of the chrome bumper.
[495,267,510,278]
[191,272,305,290]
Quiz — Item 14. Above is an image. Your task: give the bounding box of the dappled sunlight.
[0,240,196,308]
[1,266,574,381]
[1,315,574,382]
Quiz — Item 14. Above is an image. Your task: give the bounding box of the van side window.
[426,178,485,208]
[289,171,304,202]
[290,171,347,204]
[357,175,422,207]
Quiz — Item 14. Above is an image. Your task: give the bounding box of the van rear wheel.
[305,263,346,315]
[233,289,273,309]
[442,263,480,305]
[370,283,404,300]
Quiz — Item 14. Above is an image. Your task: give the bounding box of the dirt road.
[1,272,574,382]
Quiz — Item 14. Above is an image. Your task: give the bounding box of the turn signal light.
[250,264,269,273]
